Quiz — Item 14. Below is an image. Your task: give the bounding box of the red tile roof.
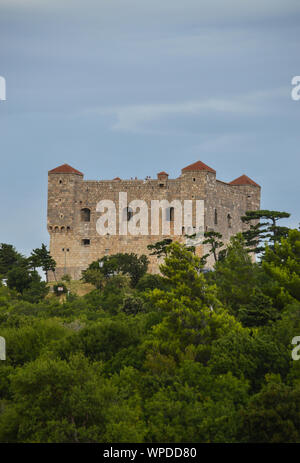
[48,164,83,175]
[182,160,216,173]
[230,174,260,187]
[113,177,121,180]
[157,171,168,176]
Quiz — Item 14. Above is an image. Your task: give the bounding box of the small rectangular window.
[82,239,90,246]
[81,208,91,222]
[227,214,232,228]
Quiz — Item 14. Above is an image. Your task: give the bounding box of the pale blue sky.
[0,0,299,256]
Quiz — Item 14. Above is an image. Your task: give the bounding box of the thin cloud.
[82,87,287,133]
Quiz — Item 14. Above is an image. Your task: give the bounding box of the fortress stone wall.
[47,160,261,281]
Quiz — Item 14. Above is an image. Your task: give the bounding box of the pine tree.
[241,210,290,254]
[30,244,56,282]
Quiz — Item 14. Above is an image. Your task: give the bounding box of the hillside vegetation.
[0,211,299,443]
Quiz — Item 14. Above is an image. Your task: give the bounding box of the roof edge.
[182,160,216,174]
[229,174,260,188]
[48,163,83,176]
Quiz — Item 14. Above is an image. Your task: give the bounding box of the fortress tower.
[47,161,261,280]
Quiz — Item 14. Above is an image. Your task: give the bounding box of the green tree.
[136,273,169,292]
[213,234,257,314]
[81,268,106,289]
[6,267,49,302]
[30,244,56,282]
[0,243,27,278]
[143,242,242,363]
[202,231,224,263]
[147,239,173,258]
[1,320,68,367]
[262,229,300,301]
[0,354,145,443]
[55,319,141,363]
[241,210,290,253]
[237,289,279,327]
[121,294,145,316]
[6,267,34,294]
[144,361,248,443]
[82,253,149,287]
[22,279,49,303]
[238,375,300,443]
[209,330,290,392]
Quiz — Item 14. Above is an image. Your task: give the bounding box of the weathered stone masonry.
[47,160,261,280]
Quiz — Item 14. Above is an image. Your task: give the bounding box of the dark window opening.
[124,207,133,221]
[81,208,91,222]
[193,178,196,182]
[227,214,232,228]
[214,209,218,225]
[82,239,90,246]
[167,207,175,221]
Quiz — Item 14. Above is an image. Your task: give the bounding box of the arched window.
[166,207,175,221]
[54,226,59,232]
[81,208,90,222]
[227,213,232,228]
[61,226,65,232]
[214,209,218,225]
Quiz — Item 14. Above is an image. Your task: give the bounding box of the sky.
[0,0,299,256]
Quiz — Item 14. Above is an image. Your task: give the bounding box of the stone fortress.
[47,160,261,280]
